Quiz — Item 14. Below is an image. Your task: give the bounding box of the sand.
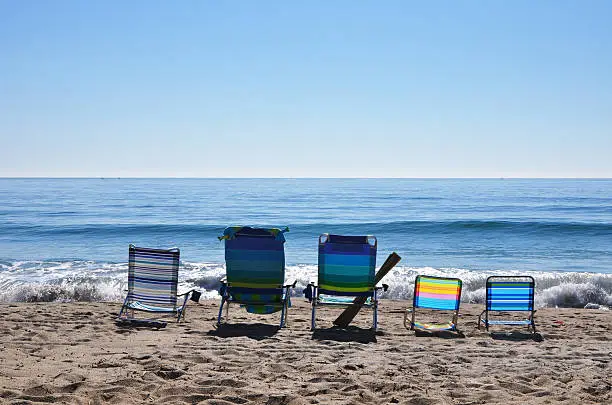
[0,299,610,405]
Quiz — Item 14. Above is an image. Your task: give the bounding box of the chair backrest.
[413,275,462,311]
[318,234,377,297]
[128,245,180,310]
[223,226,286,302]
[486,276,535,311]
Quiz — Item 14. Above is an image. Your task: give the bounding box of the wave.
[1,260,610,308]
[294,220,612,235]
[3,220,612,238]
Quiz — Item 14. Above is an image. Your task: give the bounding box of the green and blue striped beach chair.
[305,234,382,330]
[117,245,199,326]
[478,276,537,332]
[217,226,295,328]
[404,275,463,331]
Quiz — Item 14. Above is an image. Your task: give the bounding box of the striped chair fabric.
[414,276,462,311]
[224,227,286,313]
[405,275,462,331]
[479,276,537,332]
[308,234,380,330]
[126,245,179,312]
[318,234,376,298]
[486,278,535,311]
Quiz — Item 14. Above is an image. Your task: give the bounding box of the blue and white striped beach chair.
[117,245,199,326]
[478,276,536,333]
[217,226,295,328]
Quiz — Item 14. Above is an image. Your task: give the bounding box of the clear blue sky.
[1,1,610,177]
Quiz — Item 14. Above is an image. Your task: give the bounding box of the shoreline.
[1,300,610,404]
[2,265,611,308]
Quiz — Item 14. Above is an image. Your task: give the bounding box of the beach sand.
[0,300,610,404]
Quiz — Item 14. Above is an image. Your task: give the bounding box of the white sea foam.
[0,260,611,308]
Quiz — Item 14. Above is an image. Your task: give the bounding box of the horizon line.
[1,176,611,180]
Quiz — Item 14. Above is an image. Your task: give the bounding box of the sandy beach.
[0,299,610,404]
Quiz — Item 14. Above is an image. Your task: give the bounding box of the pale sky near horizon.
[1,1,611,178]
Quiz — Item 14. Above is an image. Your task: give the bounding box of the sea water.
[0,178,610,308]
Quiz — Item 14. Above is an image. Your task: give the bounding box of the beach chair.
[404,275,462,332]
[217,226,295,328]
[305,234,382,331]
[478,276,536,333]
[117,245,200,326]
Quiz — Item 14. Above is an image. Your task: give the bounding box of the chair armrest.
[284,279,297,288]
[177,290,192,297]
[220,277,227,284]
[375,283,389,292]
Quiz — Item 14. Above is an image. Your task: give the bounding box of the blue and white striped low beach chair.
[478,276,536,333]
[217,226,296,328]
[117,245,199,326]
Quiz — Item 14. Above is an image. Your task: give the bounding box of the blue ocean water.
[1,178,611,307]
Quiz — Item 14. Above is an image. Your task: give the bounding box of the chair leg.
[117,295,129,320]
[372,290,378,331]
[217,297,226,326]
[411,309,416,331]
[280,299,287,329]
[477,310,486,331]
[177,293,190,322]
[373,305,377,331]
[311,302,316,330]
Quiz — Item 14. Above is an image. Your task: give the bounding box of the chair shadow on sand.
[491,331,544,342]
[207,323,280,341]
[414,329,465,339]
[114,318,168,333]
[311,326,378,344]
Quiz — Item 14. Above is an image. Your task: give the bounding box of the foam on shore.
[1,259,611,308]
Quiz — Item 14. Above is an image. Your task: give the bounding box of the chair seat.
[481,319,531,326]
[413,321,456,331]
[317,295,373,306]
[127,301,178,313]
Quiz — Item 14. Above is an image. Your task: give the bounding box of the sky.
[0,1,611,178]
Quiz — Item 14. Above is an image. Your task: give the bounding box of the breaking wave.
[1,260,610,308]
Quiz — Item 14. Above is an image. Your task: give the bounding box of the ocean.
[0,178,611,308]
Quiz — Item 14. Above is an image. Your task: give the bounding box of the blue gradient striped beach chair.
[405,275,463,331]
[117,245,198,326]
[305,234,382,330]
[218,226,295,328]
[478,276,536,332]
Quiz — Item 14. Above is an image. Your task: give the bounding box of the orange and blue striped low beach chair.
[404,275,462,331]
[217,226,295,328]
[305,234,383,330]
[117,245,199,326]
[478,276,536,332]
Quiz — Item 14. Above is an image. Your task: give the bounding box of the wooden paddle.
[333,252,401,327]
